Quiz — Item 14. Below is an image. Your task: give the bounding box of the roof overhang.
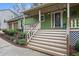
[7,3,79,23]
[7,15,23,23]
[23,3,79,16]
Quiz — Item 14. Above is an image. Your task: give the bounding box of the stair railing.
[25,22,40,44]
[70,18,79,28]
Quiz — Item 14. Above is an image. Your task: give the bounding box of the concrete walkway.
[0,31,48,56]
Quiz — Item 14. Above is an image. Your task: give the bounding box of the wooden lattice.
[70,31,79,47]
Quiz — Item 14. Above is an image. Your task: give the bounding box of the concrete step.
[33,36,66,41]
[28,45,67,56]
[34,35,66,39]
[28,29,67,56]
[29,42,67,54]
[32,38,67,44]
[40,30,66,32]
[30,40,67,49]
[38,31,66,34]
[36,33,66,37]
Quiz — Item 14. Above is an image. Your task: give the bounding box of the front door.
[54,12,62,28]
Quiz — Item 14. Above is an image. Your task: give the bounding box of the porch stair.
[27,29,67,56]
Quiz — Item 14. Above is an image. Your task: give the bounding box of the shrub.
[18,32,26,39]
[16,39,26,45]
[8,29,17,36]
[3,29,9,34]
[75,39,79,51]
[3,29,18,36]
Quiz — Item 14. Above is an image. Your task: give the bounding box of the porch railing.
[70,18,79,28]
[25,22,40,44]
[66,18,79,55]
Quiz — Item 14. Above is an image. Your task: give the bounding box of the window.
[41,14,45,22]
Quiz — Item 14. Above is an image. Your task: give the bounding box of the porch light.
[48,13,50,14]
[64,9,66,11]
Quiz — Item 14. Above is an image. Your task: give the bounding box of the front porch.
[23,3,79,47]
[22,3,79,55]
[24,4,79,29]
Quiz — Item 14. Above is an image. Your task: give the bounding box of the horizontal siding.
[41,13,51,29]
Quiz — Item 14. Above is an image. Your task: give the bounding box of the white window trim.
[51,12,52,28]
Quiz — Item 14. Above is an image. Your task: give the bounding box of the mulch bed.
[0,33,27,48]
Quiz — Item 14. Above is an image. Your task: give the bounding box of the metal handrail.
[25,22,40,44]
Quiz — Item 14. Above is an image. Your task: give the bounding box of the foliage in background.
[3,29,27,46]
[3,29,18,36]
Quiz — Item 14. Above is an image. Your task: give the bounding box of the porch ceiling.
[23,3,66,16]
[23,3,79,16]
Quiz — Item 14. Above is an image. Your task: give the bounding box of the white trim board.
[51,10,64,28]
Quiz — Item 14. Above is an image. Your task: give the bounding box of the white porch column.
[67,3,70,55]
[39,10,41,29]
[61,11,63,28]
[51,12,53,28]
[67,3,70,35]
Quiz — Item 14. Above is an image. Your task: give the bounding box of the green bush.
[18,32,26,39]
[3,29,18,36]
[75,39,79,51]
[8,29,18,36]
[16,39,26,45]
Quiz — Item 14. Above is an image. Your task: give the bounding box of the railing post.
[39,10,41,29]
[67,3,71,55]
[74,19,77,28]
[70,19,73,28]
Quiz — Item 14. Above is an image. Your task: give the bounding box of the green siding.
[63,9,67,29]
[41,13,51,29]
[22,6,79,29]
[23,16,38,25]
